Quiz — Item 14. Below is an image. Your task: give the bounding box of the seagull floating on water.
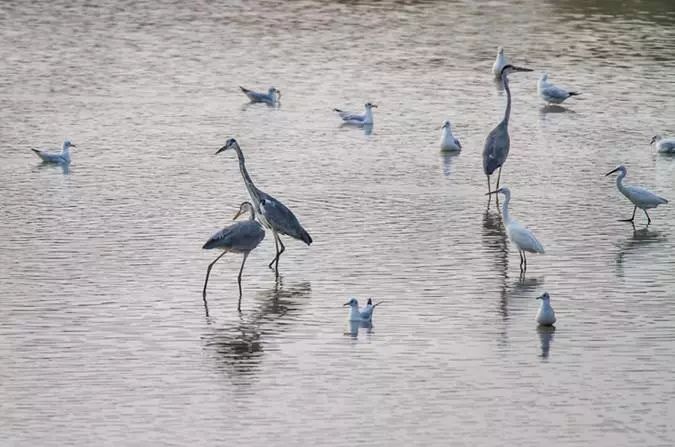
[605,164,668,224]
[492,47,507,78]
[650,135,675,154]
[537,73,580,105]
[486,186,545,272]
[440,120,462,152]
[536,292,556,326]
[334,102,377,125]
[239,86,281,105]
[31,140,76,164]
[343,298,382,322]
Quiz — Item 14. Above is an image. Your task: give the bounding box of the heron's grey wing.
[541,84,570,100]
[261,197,312,245]
[482,123,509,175]
[203,221,265,251]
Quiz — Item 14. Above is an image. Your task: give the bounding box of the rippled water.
[2,0,675,445]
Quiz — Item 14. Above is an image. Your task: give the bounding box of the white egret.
[486,187,545,272]
[650,135,675,154]
[31,140,76,164]
[537,73,580,105]
[605,165,668,224]
[439,120,462,152]
[536,292,556,326]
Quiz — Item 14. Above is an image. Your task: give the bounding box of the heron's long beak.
[485,189,501,196]
[513,66,533,72]
[605,168,620,176]
[215,145,227,155]
[233,209,244,220]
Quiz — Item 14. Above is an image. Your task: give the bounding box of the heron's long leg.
[275,236,286,273]
[496,166,503,189]
[237,252,249,312]
[268,231,280,269]
[523,252,527,272]
[203,250,229,313]
[519,250,524,272]
[620,205,636,222]
[486,175,492,208]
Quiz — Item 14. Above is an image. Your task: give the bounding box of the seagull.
[31,140,76,164]
[239,86,281,105]
[492,47,507,78]
[605,164,668,224]
[537,73,580,105]
[343,298,382,322]
[334,102,377,125]
[440,120,462,152]
[650,135,675,154]
[536,292,556,326]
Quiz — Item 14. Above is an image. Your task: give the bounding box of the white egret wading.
[492,47,507,78]
[344,298,382,322]
[216,139,312,276]
[31,140,76,164]
[202,201,266,313]
[483,64,533,194]
[536,292,556,326]
[537,73,580,105]
[334,102,377,125]
[440,120,462,152]
[650,135,675,154]
[605,165,668,224]
[240,86,281,105]
[486,186,545,272]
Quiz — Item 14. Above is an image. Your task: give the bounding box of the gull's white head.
[365,102,378,110]
[605,164,627,177]
[540,72,549,82]
[63,140,76,149]
[650,135,662,145]
[343,298,359,308]
[497,46,504,55]
[441,120,451,129]
[536,292,551,302]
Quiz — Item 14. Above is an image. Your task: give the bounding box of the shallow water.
[2,0,675,445]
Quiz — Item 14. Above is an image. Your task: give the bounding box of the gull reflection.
[36,162,70,175]
[441,152,459,177]
[537,325,555,359]
[346,319,374,339]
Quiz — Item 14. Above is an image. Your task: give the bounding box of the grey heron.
[216,139,312,276]
[605,165,668,224]
[334,102,377,125]
[31,140,76,164]
[202,201,266,313]
[483,64,533,195]
[239,86,281,105]
[537,73,580,105]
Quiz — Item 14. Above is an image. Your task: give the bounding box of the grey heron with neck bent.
[482,64,533,196]
[216,139,312,276]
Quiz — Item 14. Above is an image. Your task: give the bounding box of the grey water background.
[2,0,675,445]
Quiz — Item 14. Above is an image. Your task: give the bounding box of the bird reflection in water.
[616,225,667,276]
[346,319,374,339]
[36,162,70,175]
[537,325,555,359]
[201,276,311,383]
[482,209,509,319]
[441,152,459,177]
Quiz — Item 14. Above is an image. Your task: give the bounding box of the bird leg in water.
[620,205,637,223]
[496,166,503,189]
[268,233,280,269]
[523,252,527,272]
[643,209,652,225]
[237,252,249,311]
[275,236,286,275]
[203,250,229,313]
[519,250,525,272]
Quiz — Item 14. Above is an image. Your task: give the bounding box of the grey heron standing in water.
[202,201,266,313]
[483,64,533,195]
[216,139,313,276]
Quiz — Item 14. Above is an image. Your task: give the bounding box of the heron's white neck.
[364,107,374,125]
[501,193,512,225]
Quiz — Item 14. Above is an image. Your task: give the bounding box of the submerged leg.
[523,252,527,272]
[203,250,229,313]
[643,209,652,225]
[486,175,492,208]
[620,205,637,222]
[237,252,250,312]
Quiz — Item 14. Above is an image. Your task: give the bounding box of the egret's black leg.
[519,250,524,272]
[643,209,652,225]
[620,205,637,223]
[203,250,228,315]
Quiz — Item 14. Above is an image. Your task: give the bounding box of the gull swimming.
[240,86,281,105]
[343,298,382,322]
[492,47,507,78]
[486,186,545,272]
[650,135,675,154]
[334,102,377,125]
[536,292,556,326]
[31,140,76,164]
[605,165,668,224]
[440,120,462,152]
[537,73,580,105]
[202,201,266,313]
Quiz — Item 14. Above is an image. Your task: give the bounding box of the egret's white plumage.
[334,102,377,125]
[651,135,675,154]
[536,292,556,326]
[492,47,507,78]
[440,120,462,152]
[537,73,580,105]
[487,186,544,272]
[31,140,75,164]
[343,298,382,322]
[605,165,668,224]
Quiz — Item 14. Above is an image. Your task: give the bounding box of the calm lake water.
[2,0,675,445]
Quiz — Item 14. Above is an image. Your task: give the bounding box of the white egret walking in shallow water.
[605,165,668,224]
[536,292,556,326]
[492,47,507,78]
[486,187,545,272]
[440,120,462,152]
[202,201,266,313]
[334,102,377,125]
[650,135,675,154]
[216,139,312,275]
[31,140,76,164]
[344,298,382,321]
[483,64,533,194]
[239,86,281,105]
[537,73,580,105]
